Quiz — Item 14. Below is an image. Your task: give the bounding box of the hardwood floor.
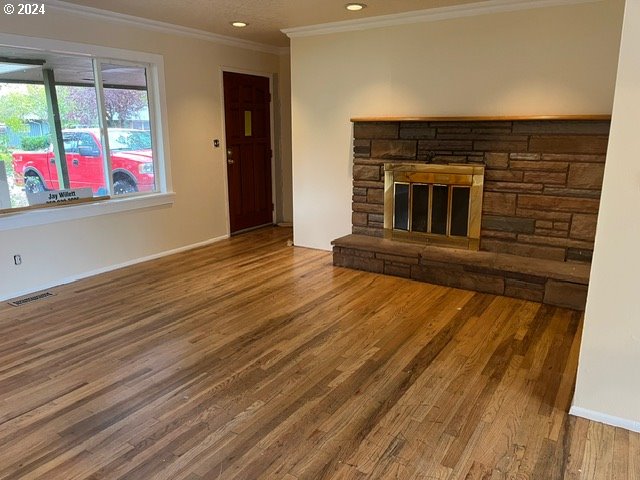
[0,226,638,479]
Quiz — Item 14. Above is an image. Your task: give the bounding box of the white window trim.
[0,193,175,231]
[0,32,174,229]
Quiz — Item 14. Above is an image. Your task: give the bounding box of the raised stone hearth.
[334,116,611,310]
[332,234,589,310]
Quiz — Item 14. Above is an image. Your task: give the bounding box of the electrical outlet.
[14,255,22,266]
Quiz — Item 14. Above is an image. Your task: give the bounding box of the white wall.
[290,0,624,250]
[0,9,289,300]
[276,53,293,224]
[572,0,640,432]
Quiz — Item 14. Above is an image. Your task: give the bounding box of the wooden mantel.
[350,114,612,122]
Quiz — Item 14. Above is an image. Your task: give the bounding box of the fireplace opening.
[393,183,471,236]
[384,163,484,250]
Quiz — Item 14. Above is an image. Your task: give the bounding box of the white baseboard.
[3,234,229,303]
[570,406,640,433]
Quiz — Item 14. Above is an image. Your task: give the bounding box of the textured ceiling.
[57,0,480,47]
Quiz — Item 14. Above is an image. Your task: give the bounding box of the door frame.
[219,66,277,235]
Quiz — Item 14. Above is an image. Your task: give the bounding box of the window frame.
[93,58,160,197]
[0,33,173,230]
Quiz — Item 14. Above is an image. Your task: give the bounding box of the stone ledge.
[332,234,589,284]
[332,234,590,310]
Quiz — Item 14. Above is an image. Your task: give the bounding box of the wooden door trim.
[219,67,276,236]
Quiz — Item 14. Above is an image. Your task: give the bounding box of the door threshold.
[231,223,275,236]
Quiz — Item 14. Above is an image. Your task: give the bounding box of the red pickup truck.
[12,128,155,196]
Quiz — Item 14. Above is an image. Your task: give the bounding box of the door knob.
[227,158,234,165]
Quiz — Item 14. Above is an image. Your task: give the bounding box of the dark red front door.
[223,72,273,233]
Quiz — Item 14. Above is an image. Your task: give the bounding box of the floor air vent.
[8,291,56,307]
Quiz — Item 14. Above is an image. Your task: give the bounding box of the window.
[0,39,168,216]
[0,83,48,208]
[98,62,156,196]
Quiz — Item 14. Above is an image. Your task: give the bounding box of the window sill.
[0,192,176,232]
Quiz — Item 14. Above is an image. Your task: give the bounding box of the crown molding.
[282,0,602,38]
[46,0,289,56]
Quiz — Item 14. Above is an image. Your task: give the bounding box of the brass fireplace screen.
[384,163,484,250]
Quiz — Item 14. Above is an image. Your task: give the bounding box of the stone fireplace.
[332,116,610,310]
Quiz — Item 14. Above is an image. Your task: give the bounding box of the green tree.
[0,84,48,133]
[0,83,147,132]
[63,86,147,128]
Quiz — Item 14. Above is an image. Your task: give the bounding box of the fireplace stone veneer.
[333,116,610,310]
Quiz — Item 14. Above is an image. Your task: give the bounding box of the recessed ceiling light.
[231,21,248,28]
[345,3,366,11]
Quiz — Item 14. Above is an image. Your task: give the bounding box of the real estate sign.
[27,187,93,206]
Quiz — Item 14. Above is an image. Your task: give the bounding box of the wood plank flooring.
[0,226,638,479]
